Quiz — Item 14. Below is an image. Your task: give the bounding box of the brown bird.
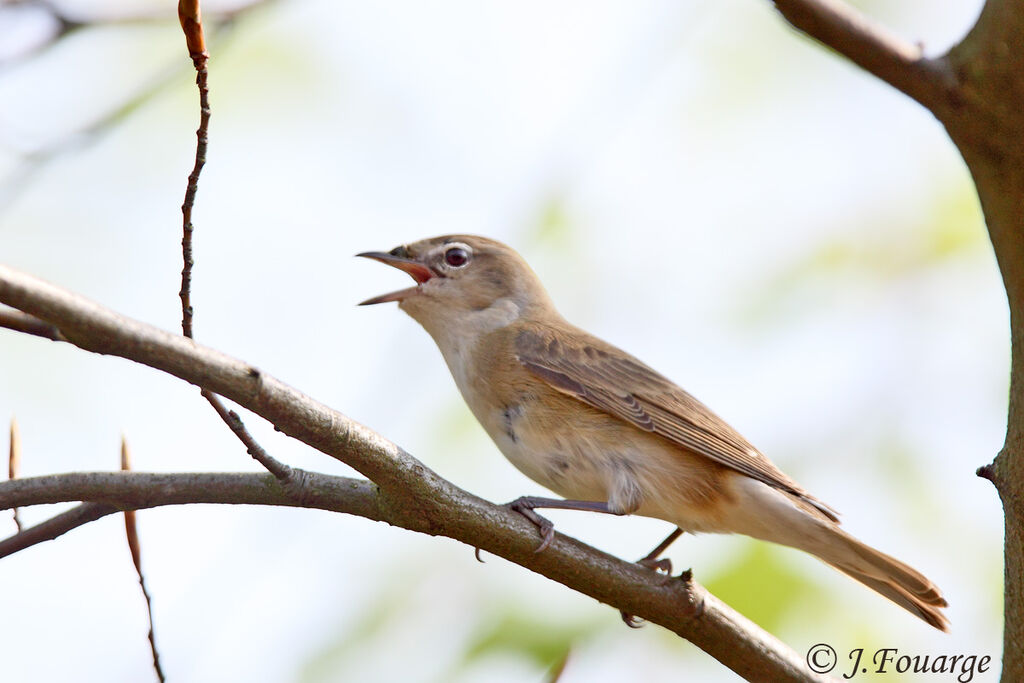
[358,235,949,631]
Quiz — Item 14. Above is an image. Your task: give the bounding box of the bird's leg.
[637,527,684,574]
[507,496,621,553]
[620,527,686,629]
[506,498,685,629]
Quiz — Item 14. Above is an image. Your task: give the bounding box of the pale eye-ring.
[444,246,470,267]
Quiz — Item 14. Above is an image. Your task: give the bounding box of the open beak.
[356,251,437,305]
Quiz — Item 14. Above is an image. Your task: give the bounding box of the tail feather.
[812,527,949,631]
[836,530,947,607]
[830,561,949,631]
[726,480,949,631]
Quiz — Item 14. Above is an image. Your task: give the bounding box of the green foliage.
[451,609,600,677]
[299,565,604,683]
[703,541,827,632]
[300,577,416,683]
[529,194,575,247]
[736,180,985,326]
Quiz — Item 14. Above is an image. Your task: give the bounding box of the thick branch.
[945,3,1024,679]
[771,1,1024,679]
[770,0,955,110]
[0,266,826,682]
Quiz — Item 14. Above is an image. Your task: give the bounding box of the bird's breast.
[483,396,611,502]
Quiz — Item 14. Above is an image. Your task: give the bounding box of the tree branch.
[0,265,827,682]
[0,471,384,559]
[770,1,1024,679]
[769,0,955,110]
[0,307,64,341]
[0,471,382,523]
[944,3,1024,679]
[0,502,117,559]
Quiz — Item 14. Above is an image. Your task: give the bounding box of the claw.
[535,522,555,553]
[620,610,645,628]
[475,547,486,563]
[536,528,552,552]
[508,497,558,552]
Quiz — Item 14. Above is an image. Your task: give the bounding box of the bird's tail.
[729,480,949,631]
[819,526,949,631]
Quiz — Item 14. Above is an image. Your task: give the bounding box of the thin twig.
[177,0,210,340]
[201,390,296,484]
[770,0,955,110]
[0,308,64,341]
[121,438,165,683]
[9,419,22,532]
[0,502,116,558]
[171,1,295,495]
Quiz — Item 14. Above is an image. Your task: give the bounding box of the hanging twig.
[9,419,22,532]
[120,438,165,683]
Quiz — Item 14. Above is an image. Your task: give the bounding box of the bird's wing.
[515,324,838,521]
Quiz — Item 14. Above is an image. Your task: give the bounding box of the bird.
[357,234,949,631]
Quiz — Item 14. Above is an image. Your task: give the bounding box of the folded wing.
[515,323,839,522]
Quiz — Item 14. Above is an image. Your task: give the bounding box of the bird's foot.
[620,537,690,627]
[638,555,673,575]
[507,497,557,553]
[619,558,673,628]
[618,567,693,628]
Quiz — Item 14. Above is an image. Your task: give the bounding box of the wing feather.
[515,324,838,522]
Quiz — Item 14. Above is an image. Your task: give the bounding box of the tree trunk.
[773,0,1024,678]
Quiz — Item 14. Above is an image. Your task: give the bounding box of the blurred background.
[0,0,1003,681]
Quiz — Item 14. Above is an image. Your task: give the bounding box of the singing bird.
[358,235,949,631]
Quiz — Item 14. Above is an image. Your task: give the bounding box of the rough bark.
[944,3,1024,674]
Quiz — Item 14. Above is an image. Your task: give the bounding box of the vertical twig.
[8,418,22,532]
[177,0,209,340]
[174,0,296,490]
[121,437,165,683]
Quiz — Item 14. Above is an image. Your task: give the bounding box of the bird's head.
[358,235,554,337]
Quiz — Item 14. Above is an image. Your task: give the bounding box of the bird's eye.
[444,247,470,267]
